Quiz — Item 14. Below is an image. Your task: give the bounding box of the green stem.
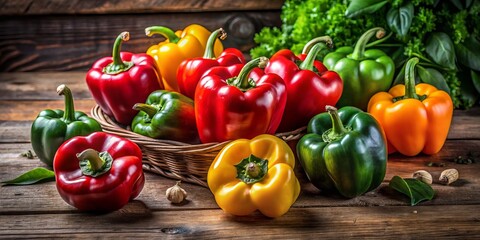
[76,149,105,172]
[323,105,348,142]
[77,149,113,177]
[246,162,260,178]
[301,36,333,55]
[56,84,75,123]
[411,53,434,65]
[132,103,158,118]
[203,28,226,59]
[351,27,386,60]
[145,26,181,43]
[404,57,420,99]
[229,57,268,90]
[365,32,393,48]
[103,32,134,75]
[299,41,331,71]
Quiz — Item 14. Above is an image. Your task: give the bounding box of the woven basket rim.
[90,105,306,187]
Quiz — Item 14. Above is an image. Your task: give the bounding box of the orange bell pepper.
[145,24,224,91]
[367,57,453,156]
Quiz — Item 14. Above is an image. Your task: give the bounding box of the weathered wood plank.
[0,100,95,121]
[1,140,479,213]
[0,205,479,238]
[0,72,90,100]
[0,0,284,15]
[0,12,281,71]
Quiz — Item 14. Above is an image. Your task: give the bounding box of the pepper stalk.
[103,32,134,74]
[56,84,75,124]
[227,57,268,91]
[77,148,113,177]
[203,28,227,59]
[351,27,386,60]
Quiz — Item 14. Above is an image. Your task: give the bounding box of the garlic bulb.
[439,169,459,185]
[166,181,187,203]
[413,170,433,185]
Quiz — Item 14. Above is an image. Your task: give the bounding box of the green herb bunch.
[251,0,480,108]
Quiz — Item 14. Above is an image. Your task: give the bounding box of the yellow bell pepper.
[207,134,300,218]
[145,24,224,91]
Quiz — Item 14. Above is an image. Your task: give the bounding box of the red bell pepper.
[177,28,245,99]
[86,32,163,125]
[265,37,343,132]
[195,57,287,143]
[54,132,145,212]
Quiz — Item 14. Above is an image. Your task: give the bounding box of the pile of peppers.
[24,23,457,216]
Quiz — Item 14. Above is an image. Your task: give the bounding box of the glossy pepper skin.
[177,28,245,99]
[297,106,387,198]
[208,134,300,218]
[195,57,287,143]
[131,90,199,143]
[265,36,343,132]
[31,84,102,167]
[146,24,224,92]
[323,27,395,111]
[367,58,453,156]
[54,132,145,212]
[86,32,163,126]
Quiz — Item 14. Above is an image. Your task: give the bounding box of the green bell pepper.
[296,105,387,198]
[323,27,395,111]
[131,90,199,143]
[31,84,102,167]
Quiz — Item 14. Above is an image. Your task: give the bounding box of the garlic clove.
[166,181,188,204]
[439,169,459,185]
[413,170,433,185]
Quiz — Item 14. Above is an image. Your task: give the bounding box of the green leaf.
[426,32,457,70]
[389,176,435,206]
[471,70,480,94]
[393,63,406,86]
[387,3,414,38]
[345,0,389,18]
[1,167,55,186]
[455,36,480,71]
[417,66,451,94]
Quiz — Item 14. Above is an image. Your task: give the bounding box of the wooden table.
[1,72,479,238]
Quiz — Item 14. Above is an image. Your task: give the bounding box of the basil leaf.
[1,167,55,186]
[389,176,435,206]
[345,0,389,18]
[472,70,480,94]
[455,36,480,71]
[417,66,451,94]
[426,32,457,70]
[387,3,414,38]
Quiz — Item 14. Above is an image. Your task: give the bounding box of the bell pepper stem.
[145,26,181,44]
[103,32,134,75]
[203,28,226,59]
[301,36,333,55]
[229,57,268,91]
[365,32,393,48]
[351,27,386,60]
[323,105,348,142]
[404,57,420,99]
[56,84,75,123]
[234,154,268,184]
[77,148,113,177]
[132,103,158,119]
[299,41,331,71]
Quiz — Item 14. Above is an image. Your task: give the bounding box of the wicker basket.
[91,105,306,187]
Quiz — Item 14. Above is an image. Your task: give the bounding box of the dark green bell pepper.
[296,105,387,198]
[131,90,199,143]
[323,27,395,111]
[31,84,102,167]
